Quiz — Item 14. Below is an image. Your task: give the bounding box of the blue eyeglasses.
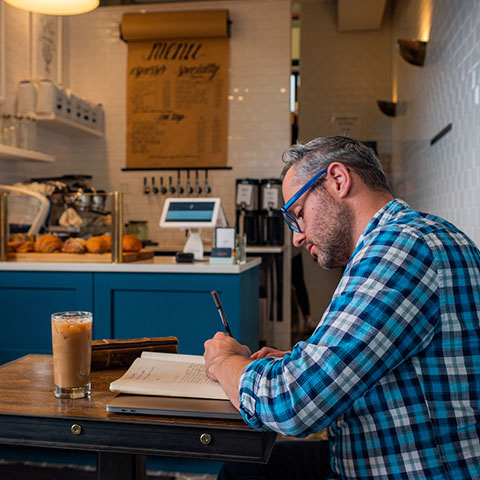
[281,168,328,233]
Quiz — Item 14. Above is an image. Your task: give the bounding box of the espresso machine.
[260,179,284,246]
[235,178,260,245]
[28,174,111,239]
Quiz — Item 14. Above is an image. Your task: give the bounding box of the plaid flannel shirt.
[239,199,480,479]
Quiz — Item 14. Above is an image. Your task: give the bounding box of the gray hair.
[281,136,392,193]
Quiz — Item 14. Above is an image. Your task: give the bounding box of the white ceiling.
[99,0,388,33]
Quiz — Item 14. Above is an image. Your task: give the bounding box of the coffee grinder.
[260,179,284,246]
[235,178,260,245]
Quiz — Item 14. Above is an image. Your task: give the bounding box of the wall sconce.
[396,39,427,66]
[377,100,407,117]
[377,100,397,117]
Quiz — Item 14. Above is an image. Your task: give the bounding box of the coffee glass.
[51,311,92,399]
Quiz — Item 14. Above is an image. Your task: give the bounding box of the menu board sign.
[121,10,230,169]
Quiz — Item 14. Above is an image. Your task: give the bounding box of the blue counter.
[0,257,261,364]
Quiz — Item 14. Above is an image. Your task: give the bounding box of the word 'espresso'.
[147,42,203,61]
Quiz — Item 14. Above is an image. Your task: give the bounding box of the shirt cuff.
[238,359,270,430]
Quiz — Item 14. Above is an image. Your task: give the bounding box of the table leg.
[97,452,146,480]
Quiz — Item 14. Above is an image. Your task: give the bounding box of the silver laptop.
[106,394,243,420]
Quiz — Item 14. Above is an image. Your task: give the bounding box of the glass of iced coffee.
[51,311,92,399]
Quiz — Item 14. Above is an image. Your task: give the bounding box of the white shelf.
[35,113,104,138]
[0,144,54,163]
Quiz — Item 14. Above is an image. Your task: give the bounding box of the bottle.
[16,115,27,149]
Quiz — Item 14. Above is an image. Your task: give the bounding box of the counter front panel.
[0,259,259,363]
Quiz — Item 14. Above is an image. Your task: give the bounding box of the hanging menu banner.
[121,10,230,169]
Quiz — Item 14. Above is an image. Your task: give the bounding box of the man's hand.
[204,332,251,381]
[203,332,253,410]
[250,347,291,360]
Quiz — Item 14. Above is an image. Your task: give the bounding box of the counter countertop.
[151,244,288,254]
[0,257,261,274]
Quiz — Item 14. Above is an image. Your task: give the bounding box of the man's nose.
[292,231,306,247]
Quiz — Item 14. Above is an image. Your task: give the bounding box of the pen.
[211,290,233,337]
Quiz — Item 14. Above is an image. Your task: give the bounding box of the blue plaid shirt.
[239,199,480,479]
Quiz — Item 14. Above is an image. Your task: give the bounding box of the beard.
[308,191,354,269]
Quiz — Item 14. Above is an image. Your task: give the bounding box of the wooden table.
[0,355,276,480]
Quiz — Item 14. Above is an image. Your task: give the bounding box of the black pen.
[211,290,233,337]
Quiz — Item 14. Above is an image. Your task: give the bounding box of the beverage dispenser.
[235,179,260,245]
[260,179,284,246]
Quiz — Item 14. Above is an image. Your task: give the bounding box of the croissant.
[86,236,108,253]
[16,241,36,253]
[7,241,22,253]
[63,237,87,254]
[35,234,63,253]
[100,234,112,252]
[123,234,142,252]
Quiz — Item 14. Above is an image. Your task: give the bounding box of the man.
[204,136,480,479]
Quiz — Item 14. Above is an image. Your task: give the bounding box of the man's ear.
[326,163,351,199]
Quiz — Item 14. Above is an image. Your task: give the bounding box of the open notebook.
[106,351,242,420]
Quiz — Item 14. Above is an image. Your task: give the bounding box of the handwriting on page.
[127,359,218,386]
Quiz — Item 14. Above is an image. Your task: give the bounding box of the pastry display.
[7,233,149,262]
[16,241,36,253]
[123,234,142,252]
[86,236,108,253]
[63,237,87,254]
[35,234,63,253]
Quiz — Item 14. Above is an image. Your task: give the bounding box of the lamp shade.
[377,100,397,117]
[396,39,427,66]
[4,0,99,15]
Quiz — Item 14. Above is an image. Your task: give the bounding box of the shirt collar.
[353,198,410,252]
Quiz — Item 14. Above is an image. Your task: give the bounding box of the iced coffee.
[51,311,92,399]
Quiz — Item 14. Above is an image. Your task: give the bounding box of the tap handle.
[186,170,193,195]
[195,169,202,195]
[152,176,159,194]
[204,169,211,194]
[143,177,150,195]
[176,170,184,195]
[169,176,176,194]
[160,176,167,194]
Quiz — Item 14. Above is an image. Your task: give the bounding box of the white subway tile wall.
[0,0,291,246]
[297,0,480,320]
[299,0,480,247]
[392,0,480,246]
[0,5,73,185]
[66,0,291,245]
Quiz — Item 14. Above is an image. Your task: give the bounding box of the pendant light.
[4,0,99,15]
